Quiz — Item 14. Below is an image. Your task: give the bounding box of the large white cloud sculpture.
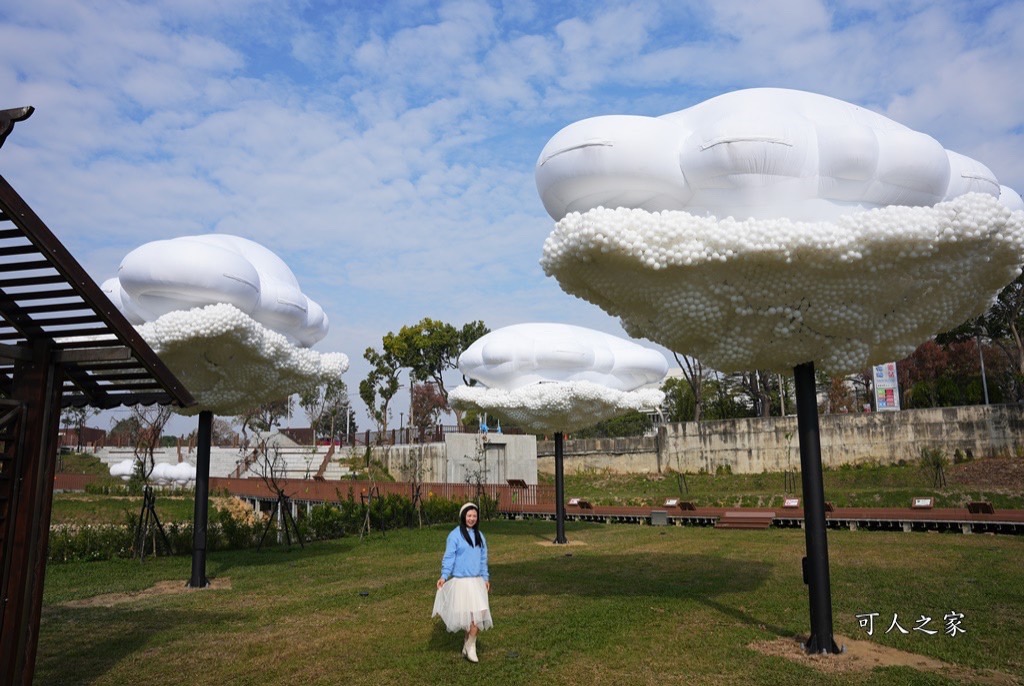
[537,89,1024,374]
[449,323,666,433]
[103,234,327,346]
[537,88,1024,223]
[103,235,347,415]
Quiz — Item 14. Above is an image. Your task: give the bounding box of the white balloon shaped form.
[102,234,327,347]
[451,323,667,433]
[458,323,668,391]
[537,88,1020,222]
[109,458,135,481]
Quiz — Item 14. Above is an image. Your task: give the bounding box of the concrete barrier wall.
[541,404,1024,475]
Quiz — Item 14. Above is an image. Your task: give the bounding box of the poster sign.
[873,362,900,411]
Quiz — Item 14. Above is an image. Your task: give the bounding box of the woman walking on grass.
[432,502,492,663]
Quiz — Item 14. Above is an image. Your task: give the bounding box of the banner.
[873,362,900,411]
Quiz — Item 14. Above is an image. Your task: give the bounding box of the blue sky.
[2,0,1023,434]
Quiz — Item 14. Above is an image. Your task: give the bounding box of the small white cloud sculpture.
[541,194,1024,374]
[109,458,135,481]
[109,459,196,485]
[102,234,327,346]
[134,303,349,415]
[537,87,1023,223]
[457,322,667,391]
[449,323,666,433]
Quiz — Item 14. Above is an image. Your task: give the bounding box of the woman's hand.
[436,577,446,590]
[485,580,491,592]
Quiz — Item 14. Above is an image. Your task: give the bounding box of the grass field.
[38,518,1024,685]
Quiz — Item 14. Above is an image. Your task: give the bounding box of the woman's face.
[465,509,478,528]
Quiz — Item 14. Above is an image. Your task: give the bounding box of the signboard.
[873,362,901,411]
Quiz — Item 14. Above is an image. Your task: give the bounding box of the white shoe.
[464,634,479,663]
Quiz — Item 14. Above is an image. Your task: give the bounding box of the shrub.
[309,504,347,540]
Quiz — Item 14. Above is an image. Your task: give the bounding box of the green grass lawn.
[540,462,1024,510]
[51,493,197,526]
[38,519,1024,685]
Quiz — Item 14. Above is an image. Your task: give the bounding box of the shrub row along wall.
[538,404,1024,475]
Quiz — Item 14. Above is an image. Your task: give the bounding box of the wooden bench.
[714,510,776,530]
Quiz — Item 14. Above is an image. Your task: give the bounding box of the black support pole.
[188,409,213,588]
[793,362,839,654]
[553,431,567,544]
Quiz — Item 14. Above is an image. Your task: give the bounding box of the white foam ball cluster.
[137,303,349,415]
[541,193,1024,374]
[449,382,665,434]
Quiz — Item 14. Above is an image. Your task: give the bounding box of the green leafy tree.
[360,345,402,442]
[382,317,489,402]
[573,409,653,438]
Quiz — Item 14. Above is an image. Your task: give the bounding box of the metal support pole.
[188,410,213,588]
[977,333,989,405]
[553,431,567,544]
[793,362,840,654]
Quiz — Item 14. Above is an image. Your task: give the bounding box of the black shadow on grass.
[491,552,794,638]
[37,606,234,685]
[204,536,359,577]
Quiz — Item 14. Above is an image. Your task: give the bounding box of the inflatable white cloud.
[449,323,666,433]
[109,458,136,481]
[109,458,196,485]
[103,235,348,414]
[134,303,348,415]
[457,323,667,391]
[537,88,1023,222]
[102,234,327,347]
[538,89,1024,375]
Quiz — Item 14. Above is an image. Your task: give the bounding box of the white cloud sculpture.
[537,89,1024,375]
[103,236,348,415]
[103,234,327,346]
[449,323,666,433]
[108,458,196,485]
[537,87,1024,223]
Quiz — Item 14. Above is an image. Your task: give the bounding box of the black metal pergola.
[0,107,195,684]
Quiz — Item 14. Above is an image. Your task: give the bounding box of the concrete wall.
[374,433,538,485]
[542,404,1024,475]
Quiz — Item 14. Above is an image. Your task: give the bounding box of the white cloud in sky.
[1,0,1022,434]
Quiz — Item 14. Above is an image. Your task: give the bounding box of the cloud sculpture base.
[541,193,1024,374]
[136,303,349,415]
[449,382,665,434]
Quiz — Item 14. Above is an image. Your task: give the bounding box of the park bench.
[714,510,776,530]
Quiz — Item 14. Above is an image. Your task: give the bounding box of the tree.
[60,406,98,451]
[299,375,350,449]
[410,381,447,440]
[662,376,696,422]
[672,352,706,422]
[383,318,489,403]
[235,398,292,453]
[360,345,402,443]
[573,410,653,438]
[938,273,1024,401]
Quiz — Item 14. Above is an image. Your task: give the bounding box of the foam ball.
[449,382,665,434]
[541,194,1024,374]
[137,303,349,415]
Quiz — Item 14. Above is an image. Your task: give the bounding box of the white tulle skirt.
[432,577,492,633]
